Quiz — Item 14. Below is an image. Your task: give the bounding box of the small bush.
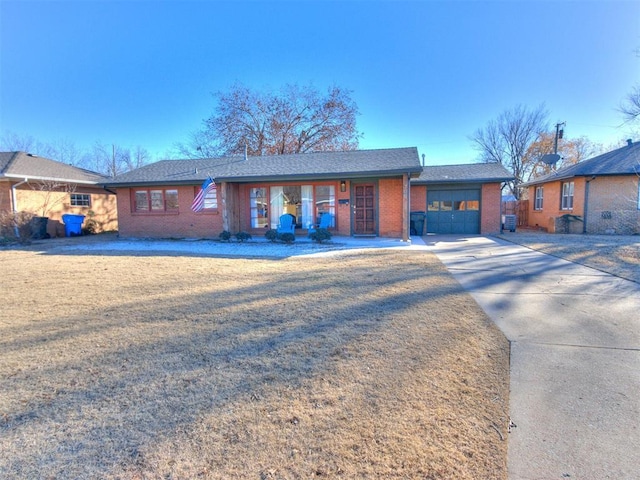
[219,230,232,242]
[309,227,332,243]
[82,220,98,235]
[235,231,252,242]
[82,210,98,235]
[0,211,34,244]
[265,229,278,242]
[278,232,296,244]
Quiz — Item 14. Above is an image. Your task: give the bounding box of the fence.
[502,200,528,227]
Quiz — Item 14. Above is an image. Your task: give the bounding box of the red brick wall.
[481,183,503,234]
[116,186,224,238]
[411,185,427,212]
[378,178,404,237]
[336,181,351,236]
[527,178,586,233]
[117,178,411,239]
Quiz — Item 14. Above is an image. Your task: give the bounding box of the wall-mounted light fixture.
[340,180,346,192]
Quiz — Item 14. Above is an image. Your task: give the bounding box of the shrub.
[278,232,296,244]
[309,227,332,243]
[82,220,98,235]
[0,211,34,244]
[82,210,98,235]
[235,231,252,242]
[265,229,278,242]
[219,230,232,242]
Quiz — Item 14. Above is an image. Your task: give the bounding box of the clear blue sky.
[1,0,639,165]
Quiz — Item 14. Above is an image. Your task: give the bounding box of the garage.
[426,187,480,234]
[410,163,513,235]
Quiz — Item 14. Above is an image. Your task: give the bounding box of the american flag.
[191,177,215,212]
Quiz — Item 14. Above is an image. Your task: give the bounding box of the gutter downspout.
[402,172,410,242]
[583,176,596,233]
[11,178,29,237]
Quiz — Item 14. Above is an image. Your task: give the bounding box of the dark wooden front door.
[353,184,376,235]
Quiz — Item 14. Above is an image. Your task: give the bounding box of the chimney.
[627,139,633,147]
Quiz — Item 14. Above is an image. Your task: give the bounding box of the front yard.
[0,245,509,479]
[497,232,640,283]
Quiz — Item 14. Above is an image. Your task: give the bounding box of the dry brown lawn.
[497,232,640,284]
[0,242,509,479]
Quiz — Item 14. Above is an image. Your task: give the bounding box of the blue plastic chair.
[277,214,296,235]
[308,213,333,235]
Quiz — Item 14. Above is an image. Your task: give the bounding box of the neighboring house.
[411,163,514,234]
[0,151,117,237]
[521,140,640,234]
[107,147,513,239]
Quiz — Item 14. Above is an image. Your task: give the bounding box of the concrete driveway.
[422,235,640,480]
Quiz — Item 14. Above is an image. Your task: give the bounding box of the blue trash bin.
[62,214,85,237]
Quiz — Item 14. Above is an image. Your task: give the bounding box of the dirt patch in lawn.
[496,232,640,284]
[0,246,509,479]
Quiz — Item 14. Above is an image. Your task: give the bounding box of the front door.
[353,184,376,235]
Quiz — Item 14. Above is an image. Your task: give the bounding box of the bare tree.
[1,131,150,175]
[618,46,640,140]
[30,179,77,217]
[620,85,640,124]
[470,104,549,198]
[47,138,84,166]
[176,83,361,158]
[526,132,602,180]
[129,146,151,170]
[1,131,40,153]
[91,142,132,177]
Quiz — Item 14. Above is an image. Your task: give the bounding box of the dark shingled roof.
[106,147,423,186]
[412,162,513,185]
[522,141,640,186]
[0,151,108,184]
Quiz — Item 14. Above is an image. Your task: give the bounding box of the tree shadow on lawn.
[0,250,509,478]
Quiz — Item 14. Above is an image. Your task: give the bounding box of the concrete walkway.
[421,235,640,480]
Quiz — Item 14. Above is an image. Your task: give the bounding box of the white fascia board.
[2,173,100,185]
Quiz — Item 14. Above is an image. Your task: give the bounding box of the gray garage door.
[426,189,480,234]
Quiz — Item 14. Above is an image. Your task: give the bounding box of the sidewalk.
[423,235,640,480]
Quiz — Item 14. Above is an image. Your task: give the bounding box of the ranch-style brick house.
[106,147,513,240]
[521,140,640,234]
[0,151,117,237]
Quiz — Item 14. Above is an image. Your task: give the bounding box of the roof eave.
[412,176,513,185]
[107,168,423,187]
[2,173,104,185]
[216,168,422,183]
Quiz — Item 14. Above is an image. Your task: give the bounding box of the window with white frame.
[561,181,574,210]
[70,193,91,207]
[203,188,217,210]
[534,186,543,210]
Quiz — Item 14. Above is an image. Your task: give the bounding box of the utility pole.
[554,122,566,154]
